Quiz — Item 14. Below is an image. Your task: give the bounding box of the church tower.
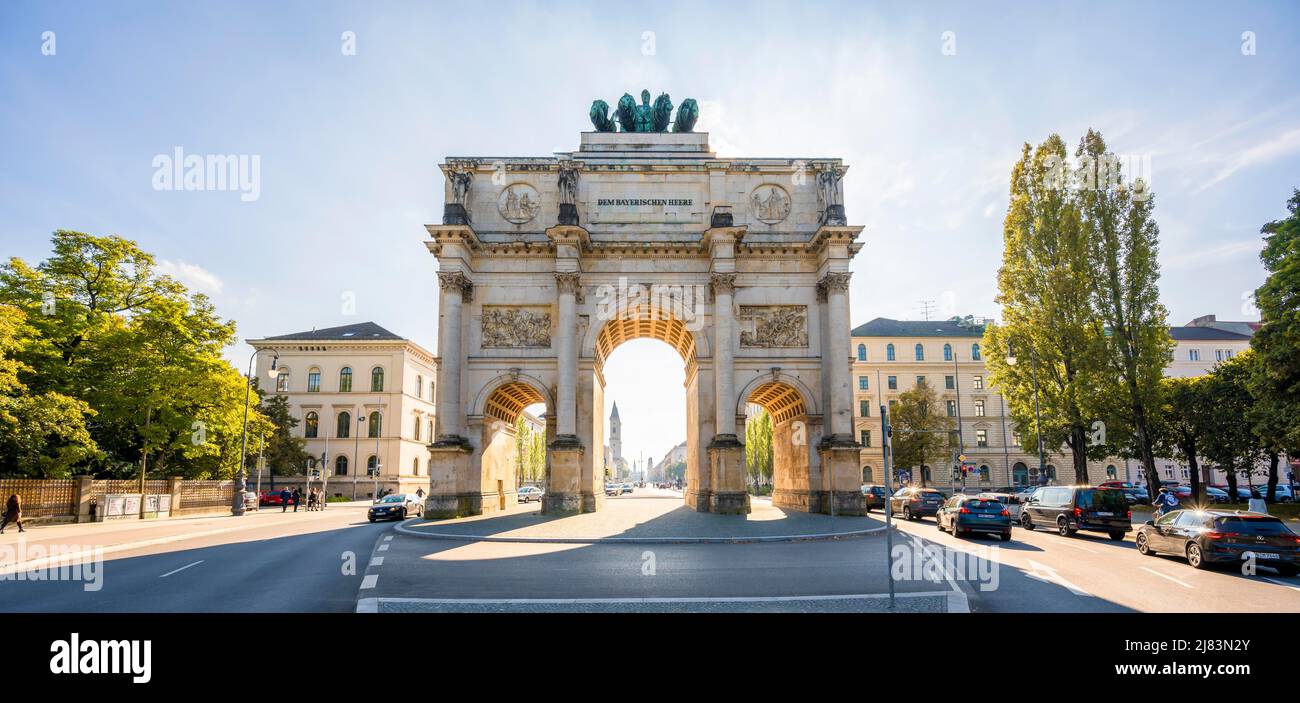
[609,402,623,470]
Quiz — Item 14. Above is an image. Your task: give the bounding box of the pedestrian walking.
[292,487,301,512]
[1153,486,1179,517]
[280,487,291,512]
[307,490,317,511]
[0,494,24,533]
[415,487,425,499]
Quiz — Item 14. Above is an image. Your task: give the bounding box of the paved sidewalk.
[401,493,885,542]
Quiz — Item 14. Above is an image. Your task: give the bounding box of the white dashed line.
[360,574,378,589]
[159,560,204,578]
[1140,567,1193,589]
[1057,541,1098,553]
[383,535,393,542]
[378,543,390,551]
[369,556,384,567]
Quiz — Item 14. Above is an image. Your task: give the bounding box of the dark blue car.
[937,494,1014,540]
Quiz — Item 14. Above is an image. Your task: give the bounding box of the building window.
[887,376,897,390]
[276,370,289,392]
[413,416,421,440]
[860,430,871,447]
[430,382,436,401]
[888,399,897,412]
[335,455,349,476]
[367,455,379,476]
[943,344,952,361]
[916,375,926,387]
[886,344,895,361]
[857,344,867,361]
[368,412,382,438]
[416,375,423,397]
[862,466,874,482]
[1106,464,1117,479]
[412,457,420,476]
[1012,430,1021,447]
[305,412,319,438]
[1188,349,1200,361]
[859,376,869,391]
[946,399,956,417]
[336,411,351,439]
[972,375,984,390]
[976,429,988,447]
[307,368,321,393]
[971,343,981,361]
[974,399,985,417]
[915,343,924,361]
[339,367,353,392]
[979,465,990,482]
[945,375,955,390]
[1225,349,1234,359]
[371,367,385,392]
[427,420,434,441]
[860,400,870,417]
[922,466,932,483]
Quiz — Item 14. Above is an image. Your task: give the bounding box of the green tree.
[259,393,309,476]
[985,135,1107,485]
[1200,354,1262,502]
[745,408,773,490]
[889,379,953,488]
[1150,375,1211,504]
[1075,130,1174,498]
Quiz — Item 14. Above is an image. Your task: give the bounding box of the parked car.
[1170,485,1229,504]
[605,482,623,496]
[517,486,545,503]
[1267,485,1296,503]
[889,487,946,520]
[259,490,284,506]
[980,491,1023,519]
[242,491,259,511]
[1019,485,1131,540]
[1135,509,1300,575]
[936,494,1014,540]
[860,484,889,512]
[1122,487,1150,505]
[622,482,634,495]
[367,493,422,522]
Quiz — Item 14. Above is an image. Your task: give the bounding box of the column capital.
[555,271,584,303]
[437,270,474,303]
[709,272,737,296]
[816,271,851,301]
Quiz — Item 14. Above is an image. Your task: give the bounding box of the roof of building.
[1168,326,1253,341]
[263,322,403,341]
[851,317,986,338]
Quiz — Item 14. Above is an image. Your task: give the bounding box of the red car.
[259,491,285,506]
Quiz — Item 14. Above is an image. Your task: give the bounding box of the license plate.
[978,514,996,519]
[1096,512,1113,517]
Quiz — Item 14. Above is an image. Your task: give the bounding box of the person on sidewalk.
[307,489,317,511]
[1153,486,1179,517]
[280,487,291,512]
[291,487,301,513]
[0,494,24,533]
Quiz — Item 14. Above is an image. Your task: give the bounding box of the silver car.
[517,486,545,503]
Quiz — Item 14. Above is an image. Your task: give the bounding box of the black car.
[1019,486,1131,540]
[936,495,1013,540]
[1136,509,1300,575]
[889,487,946,520]
[860,484,889,512]
[367,493,422,522]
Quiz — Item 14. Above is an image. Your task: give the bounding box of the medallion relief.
[749,184,791,225]
[498,183,541,224]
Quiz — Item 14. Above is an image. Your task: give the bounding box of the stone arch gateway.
[424,125,867,518]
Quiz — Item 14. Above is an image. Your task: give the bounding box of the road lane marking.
[1140,566,1193,589]
[360,574,378,589]
[1057,541,1098,553]
[378,543,390,551]
[158,560,203,578]
[383,535,393,542]
[1026,559,1092,597]
[1261,576,1300,592]
[369,556,384,567]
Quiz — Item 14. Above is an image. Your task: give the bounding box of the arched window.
[922,466,932,483]
[416,375,423,397]
[915,343,924,361]
[367,455,379,476]
[971,343,982,361]
[413,416,421,440]
[275,369,290,392]
[336,411,351,439]
[339,367,353,392]
[1013,462,1028,486]
[371,367,385,392]
[979,465,990,482]
[307,367,321,393]
[430,382,436,402]
[886,344,896,361]
[1106,464,1117,479]
[1045,465,1057,482]
[857,344,867,361]
[427,420,434,441]
[335,455,349,476]
[304,411,319,439]
[412,457,420,476]
[368,412,382,438]
[862,466,874,482]
[943,344,952,361]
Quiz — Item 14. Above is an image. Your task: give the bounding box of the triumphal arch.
[424,90,866,518]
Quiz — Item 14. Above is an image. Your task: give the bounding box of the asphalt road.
[0,503,391,612]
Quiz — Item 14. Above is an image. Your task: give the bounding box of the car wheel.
[399,508,407,520]
[368,517,375,523]
[903,506,912,521]
[1020,512,1034,530]
[1057,517,1075,537]
[1001,531,1012,542]
[1136,533,1154,556]
[953,523,964,538]
[1187,543,1208,569]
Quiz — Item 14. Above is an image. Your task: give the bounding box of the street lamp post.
[1005,340,1047,486]
[234,348,280,516]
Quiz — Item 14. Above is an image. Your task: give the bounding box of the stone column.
[705,272,748,515]
[426,270,475,518]
[544,270,585,515]
[817,270,867,515]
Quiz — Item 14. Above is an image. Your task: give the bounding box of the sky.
[2,1,1298,468]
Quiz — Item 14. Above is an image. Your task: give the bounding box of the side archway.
[743,379,814,512]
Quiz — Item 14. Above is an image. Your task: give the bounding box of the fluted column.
[554,271,581,439]
[820,271,853,438]
[435,271,471,443]
[711,272,737,439]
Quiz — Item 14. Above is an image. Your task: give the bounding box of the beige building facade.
[248,322,437,499]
